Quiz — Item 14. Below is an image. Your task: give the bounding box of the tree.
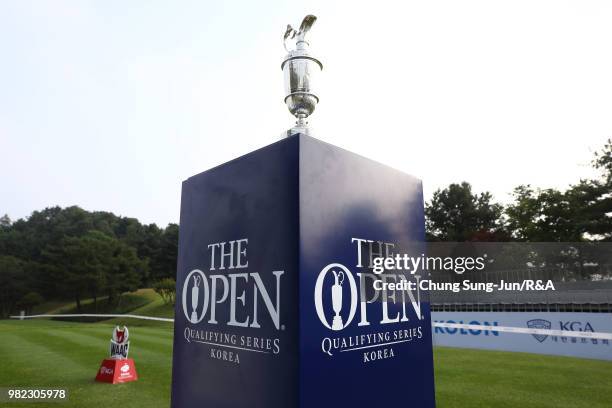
[505,185,581,242]
[105,237,146,303]
[425,182,506,241]
[153,278,176,305]
[44,232,104,311]
[2,206,93,265]
[44,230,145,311]
[582,139,612,240]
[0,205,177,304]
[18,291,44,315]
[565,180,612,241]
[593,138,612,184]
[506,140,612,242]
[155,224,179,281]
[0,255,28,317]
[0,214,11,229]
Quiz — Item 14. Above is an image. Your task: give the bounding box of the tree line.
[0,208,177,317]
[426,140,612,242]
[0,140,610,317]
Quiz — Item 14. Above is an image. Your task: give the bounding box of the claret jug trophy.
[282,15,322,137]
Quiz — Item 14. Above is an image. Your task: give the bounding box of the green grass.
[0,319,173,407]
[49,290,157,323]
[434,346,612,408]
[1,309,611,407]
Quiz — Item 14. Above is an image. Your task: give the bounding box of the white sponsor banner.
[432,312,612,361]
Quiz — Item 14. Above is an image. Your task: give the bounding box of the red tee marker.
[95,358,138,384]
[95,326,138,384]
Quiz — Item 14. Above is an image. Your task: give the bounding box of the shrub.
[153,278,176,305]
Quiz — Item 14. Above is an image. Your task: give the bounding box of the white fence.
[11,313,174,322]
[11,312,612,361]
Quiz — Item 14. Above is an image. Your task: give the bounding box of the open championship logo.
[314,263,358,331]
[180,262,284,331]
[182,269,209,324]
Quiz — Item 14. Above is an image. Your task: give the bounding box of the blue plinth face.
[171,138,300,408]
[171,135,435,408]
[298,137,435,407]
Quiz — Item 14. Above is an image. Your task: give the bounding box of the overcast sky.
[1,1,611,227]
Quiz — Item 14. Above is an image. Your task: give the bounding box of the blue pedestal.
[171,134,435,408]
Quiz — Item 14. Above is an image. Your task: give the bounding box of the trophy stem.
[283,114,311,138]
[332,315,343,331]
[296,114,307,127]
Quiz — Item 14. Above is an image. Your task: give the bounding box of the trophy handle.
[332,270,345,286]
[283,24,296,53]
[337,271,344,286]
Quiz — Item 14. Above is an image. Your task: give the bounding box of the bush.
[18,292,44,315]
[153,278,176,305]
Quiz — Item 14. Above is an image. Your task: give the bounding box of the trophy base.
[171,134,435,408]
[284,125,312,138]
[95,358,138,384]
[331,316,343,331]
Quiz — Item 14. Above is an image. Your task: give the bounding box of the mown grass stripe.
[9,327,103,368]
[0,331,92,387]
[39,329,173,369]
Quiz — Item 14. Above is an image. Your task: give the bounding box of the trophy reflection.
[331,270,345,330]
[191,275,201,323]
